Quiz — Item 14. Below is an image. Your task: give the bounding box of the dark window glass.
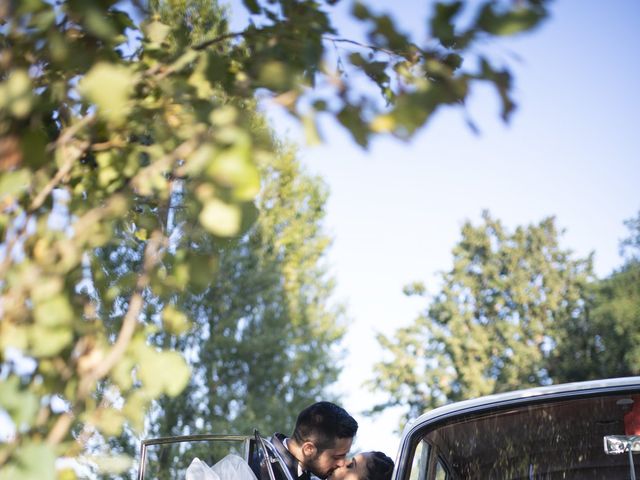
[412,393,639,479]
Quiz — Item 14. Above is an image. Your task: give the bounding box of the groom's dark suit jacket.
[250,432,311,480]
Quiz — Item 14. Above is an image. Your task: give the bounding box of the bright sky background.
[222,0,640,458]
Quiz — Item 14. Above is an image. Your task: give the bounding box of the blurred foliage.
[130,146,345,480]
[372,212,640,425]
[0,0,550,477]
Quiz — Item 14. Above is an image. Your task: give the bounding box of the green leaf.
[199,198,242,237]
[239,201,259,235]
[88,454,133,475]
[31,277,63,302]
[0,377,39,429]
[83,6,119,40]
[209,105,238,126]
[443,53,463,70]
[28,324,73,357]
[303,112,323,146]
[87,407,125,437]
[56,468,77,480]
[33,294,74,327]
[337,105,369,147]
[188,54,216,99]
[0,70,33,118]
[352,1,370,20]
[20,128,48,169]
[0,324,29,351]
[112,355,135,391]
[183,143,216,177]
[98,165,119,188]
[0,169,32,201]
[32,9,56,31]
[187,253,218,290]
[257,61,294,91]
[78,63,136,125]
[122,390,151,432]
[15,0,47,15]
[203,51,232,86]
[0,441,56,480]
[162,305,192,335]
[479,58,515,121]
[158,351,191,396]
[477,4,546,36]
[370,113,395,133]
[170,49,199,73]
[242,0,262,14]
[431,1,463,47]
[137,346,190,397]
[143,20,171,46]
[207,147,261,201]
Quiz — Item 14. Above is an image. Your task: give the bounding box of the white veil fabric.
[185,458,220,480]
[186,454,258,480]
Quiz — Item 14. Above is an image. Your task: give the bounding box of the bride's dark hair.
[364,451,394,480]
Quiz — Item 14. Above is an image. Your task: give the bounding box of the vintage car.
[138,376,640,479]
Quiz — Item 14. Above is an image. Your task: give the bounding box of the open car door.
[137,430,294,480]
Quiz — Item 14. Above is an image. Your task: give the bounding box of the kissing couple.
[253,401,393,480]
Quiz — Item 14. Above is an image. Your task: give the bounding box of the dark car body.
[396,376,640,479]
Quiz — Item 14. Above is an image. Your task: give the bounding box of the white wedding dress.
[186,454,258,480]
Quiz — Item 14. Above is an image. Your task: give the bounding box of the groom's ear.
[301,441,317,458]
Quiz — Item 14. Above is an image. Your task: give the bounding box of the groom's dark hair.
[292,401,358,450]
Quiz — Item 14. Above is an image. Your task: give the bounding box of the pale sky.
[224,0,640,457]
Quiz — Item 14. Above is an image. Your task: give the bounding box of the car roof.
[402,376,640,436]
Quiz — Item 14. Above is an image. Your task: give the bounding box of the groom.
[254,401,358,480]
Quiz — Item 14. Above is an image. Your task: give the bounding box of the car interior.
[408,393,640,479]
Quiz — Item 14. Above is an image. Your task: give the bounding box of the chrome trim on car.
[604,435,640,455]
[255,431,295,480]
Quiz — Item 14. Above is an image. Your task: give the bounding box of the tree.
[549,211,640,382]
[620,210,640,263]
[0,0,550,477]
[134,145,346,480]
[372,213,594,422]
[60,3,344,477]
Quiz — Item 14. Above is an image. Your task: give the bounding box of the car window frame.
[136,431,294,480]
[137,434,254,480]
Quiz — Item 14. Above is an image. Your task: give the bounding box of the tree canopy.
[0,0,550,477]
[372,212,640,425]
[549,212,640,383]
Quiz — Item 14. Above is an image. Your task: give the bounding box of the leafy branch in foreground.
[0,0,549,477]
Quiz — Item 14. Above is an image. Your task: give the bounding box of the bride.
[186,454,257,480]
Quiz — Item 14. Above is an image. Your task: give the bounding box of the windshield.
[408,393,639,479]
